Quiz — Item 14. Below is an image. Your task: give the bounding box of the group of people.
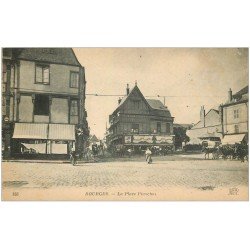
[202,143,248,162]
[69,142,106,165]
[70,146,154,165]
[111,145,174,157]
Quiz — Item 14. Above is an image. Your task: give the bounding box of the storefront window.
[34,94,50,116]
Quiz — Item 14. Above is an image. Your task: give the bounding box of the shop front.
[12,123,75,158]
[124,134,174,145]
[124,134,175,154]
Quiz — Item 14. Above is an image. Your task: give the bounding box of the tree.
[173,126,190,149]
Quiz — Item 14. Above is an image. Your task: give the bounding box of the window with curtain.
[70,72,79,88]
[35,64,50,84]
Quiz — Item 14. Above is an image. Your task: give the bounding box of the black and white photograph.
[1,1,250,250]
[1,47,248,200]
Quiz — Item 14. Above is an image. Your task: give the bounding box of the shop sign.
[155,136,173,144]
[133,135,153,144]
[124,135,174,144]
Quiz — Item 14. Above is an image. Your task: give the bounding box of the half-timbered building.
[106,84,174,152]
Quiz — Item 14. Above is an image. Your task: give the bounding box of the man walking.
[70,148,77,166]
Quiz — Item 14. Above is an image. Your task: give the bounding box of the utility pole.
[77,66,89,158]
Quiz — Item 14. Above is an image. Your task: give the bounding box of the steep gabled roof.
[210,109,219,114]
[112,84,172,118]
[112,85,151,115]
[13,48,82,67]
[191,109,220,129]
[233,86,248,99]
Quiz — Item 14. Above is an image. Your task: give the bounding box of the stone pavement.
[2,157,248,200]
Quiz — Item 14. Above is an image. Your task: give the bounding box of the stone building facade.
[186,86,248,146]
[2,48,89,158]
[220,86,248,144]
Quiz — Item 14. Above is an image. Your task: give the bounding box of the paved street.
[2,155,248,200]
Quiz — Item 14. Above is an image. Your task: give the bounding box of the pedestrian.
[127,148,132,158]
[145,147,152,164]
[70,148,77,166]
[100,141,104,156]
[92,143,98,157]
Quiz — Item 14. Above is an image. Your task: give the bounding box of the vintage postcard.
[1,48,249,201]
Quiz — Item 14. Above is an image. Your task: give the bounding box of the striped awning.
[221,134,246,145]
[13,123,48,139]
[48,124,75,140]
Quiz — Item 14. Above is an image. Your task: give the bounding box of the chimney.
[118,97,122,105]
[200,106,205,127]
[126,84,130,95]
[228,88,232,102]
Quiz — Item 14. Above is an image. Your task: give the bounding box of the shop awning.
[221,134,246,145]
[13,123,48,139]
[48,124,75,141]
[187,138,202,145]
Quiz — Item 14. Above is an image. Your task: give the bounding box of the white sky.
[73,48,248,139]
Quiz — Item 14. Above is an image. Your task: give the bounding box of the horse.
[218,144,248,162]
[202,146,219,160]
[234,144,248,162]
[219,145,237,160]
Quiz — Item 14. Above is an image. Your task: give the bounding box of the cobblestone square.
[2,155,248,200]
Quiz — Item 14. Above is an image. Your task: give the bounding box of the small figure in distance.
[127,148,132,158]
[145,147,152,164]
[70,147,77,166]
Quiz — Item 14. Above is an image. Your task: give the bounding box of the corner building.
[107,84,175,152]
[2,48,89,158]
